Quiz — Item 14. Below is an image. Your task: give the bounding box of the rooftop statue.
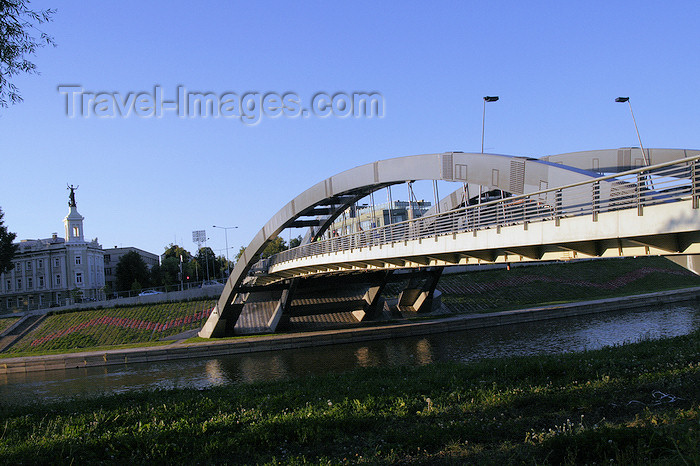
[67,184,78,207]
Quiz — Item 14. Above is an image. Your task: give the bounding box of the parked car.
[138,289,163,296]
[200,281,221,287]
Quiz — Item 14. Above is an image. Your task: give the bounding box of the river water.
[1,301,699,406]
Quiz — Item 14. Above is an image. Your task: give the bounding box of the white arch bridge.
[200,148,700,338]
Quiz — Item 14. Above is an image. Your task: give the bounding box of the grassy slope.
[0,329,697,464]
[437,256,700,314]
[0,317,19,334]
[2,300,216,357]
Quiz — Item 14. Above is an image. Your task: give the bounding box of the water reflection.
[1,302,699,406]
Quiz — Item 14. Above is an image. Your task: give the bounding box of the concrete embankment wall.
[6,286,224,318]
[2,286,699,375]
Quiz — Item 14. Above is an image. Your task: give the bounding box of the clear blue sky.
[1,0,699,259]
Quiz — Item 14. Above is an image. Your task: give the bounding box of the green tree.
[130,279,142,295]
[234,237,289,263]
[216,255,233,278]
[115,251,150,292]
[151,256,181,289]
[162,244,192,262]
[235,245,246,261]
[0,0,56,107]
[289,235,303,249]
[0,208,18,275]
[195,247,217,280]
[261,236,288,258]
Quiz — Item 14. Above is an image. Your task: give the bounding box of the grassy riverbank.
[436,256,700,314]
[1,300,216,357]
[1,329,698,464]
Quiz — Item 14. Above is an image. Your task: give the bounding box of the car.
[138,290,163,296]
[200,280,221,287]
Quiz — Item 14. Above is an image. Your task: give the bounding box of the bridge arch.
[200,151,609,337]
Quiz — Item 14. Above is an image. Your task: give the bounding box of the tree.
[216,254,233,278]
[0,0,56,107]
[234,236,289,263]
[162,243,192,262]
[0,207,18,275]
[261,236,288,258]
[115,251,150,292]
[235,246,246,261]
[151,256,179,290]
[289,235,303,249]
[195,247,217,280]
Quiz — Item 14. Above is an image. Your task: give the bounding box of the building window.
[105,267,112,276]
[38,259,43,268]
[27,277,33,290]
[54,257,60,268]
[55,274,61,286]
[16,278,22,290]
[73,226,80,237]
[26,261,32,271]
[104,254,111,263]
[75,256,81,265]
[5,280,10,292]
[38,276,44,289]
[76,273,82,285]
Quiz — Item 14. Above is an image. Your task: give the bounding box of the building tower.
[64,185,84,242]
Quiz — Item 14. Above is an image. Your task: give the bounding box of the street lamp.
[213,225,238,279]
[481,96,500,204]
[615,97,649,166]
[481,96,499,154]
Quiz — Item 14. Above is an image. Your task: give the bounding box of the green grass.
[3,300,216,356]
[438,256,700,314]
[0,317,19,334]
[0,340,175,359]
[0,329,697,464]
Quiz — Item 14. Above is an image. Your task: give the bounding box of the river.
[1,301,699,406]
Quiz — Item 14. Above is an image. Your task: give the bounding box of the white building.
[0,188,105,311]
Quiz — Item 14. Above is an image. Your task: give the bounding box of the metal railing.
[266,156,700,269]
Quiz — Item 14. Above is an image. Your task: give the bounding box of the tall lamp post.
[615,97,649,166]
[481,96,500,204]
[213,225,238,279]
[481,96,499,154]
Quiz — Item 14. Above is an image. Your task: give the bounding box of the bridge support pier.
[199,299,244,338]
[267,280,298,332]
[666,254,700,275]
[353,271,394,322]
[397,267,444,313]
